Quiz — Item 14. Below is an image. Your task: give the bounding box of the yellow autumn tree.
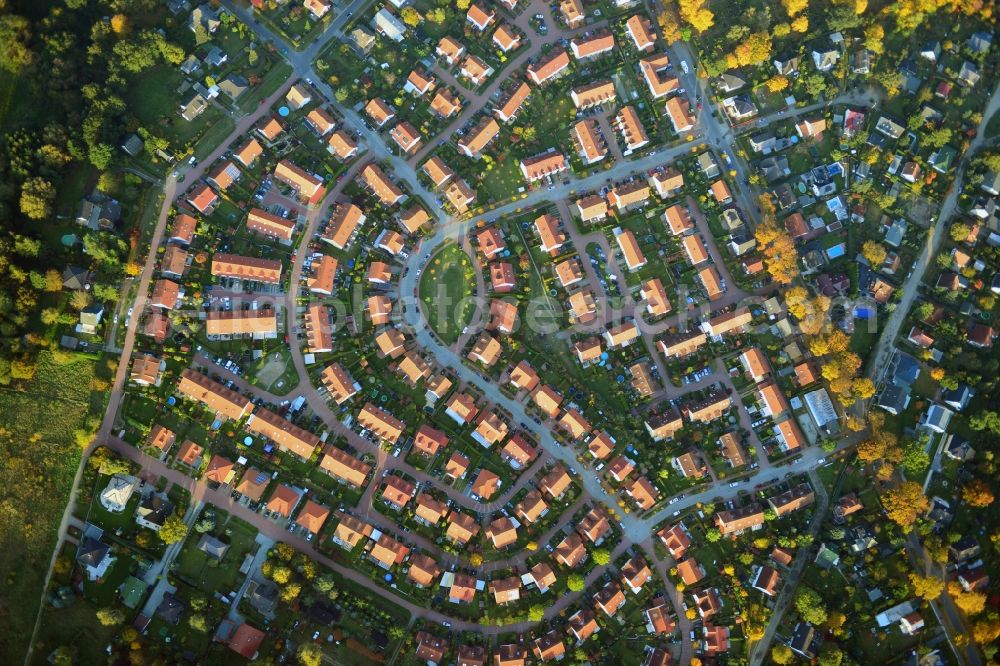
[831,351,862,382]
[962,479,995,507]
[881,481,929,528]
[846,415,867,432]
[800,296,831,336]
[755,219,799,285]
[909,573,944,600]
[973,619,1000,645]
[678,0,715,32]
[785,286,809,318]
[657,6,683,44]
[830,376,854,399]
[852,377,876,400]
[782,0,808,15]
[855,431,884,459]
[111,14,129,35]
[876,462,896,481]
[948,582,987,616]
[791,15,809,32]
[767,75,790,92]
[862,240,887,266]
[732,31,773,66]
[864,24,885,54]
[400,7,421,26]
[826,329,851,354]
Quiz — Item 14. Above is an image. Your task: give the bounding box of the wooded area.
[0,0,184,386]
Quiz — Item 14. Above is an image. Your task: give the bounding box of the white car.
[680,61,690,74]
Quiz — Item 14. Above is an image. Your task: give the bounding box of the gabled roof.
[266,484,301,517]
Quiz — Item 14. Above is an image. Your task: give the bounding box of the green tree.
[900,439,931,476]
[915,302,935,321]
[528,604,544,621]
[592,549,610,565]
[97,455,131,476]
[567,574,585,592]
[818,644,844,666]
[705,528,721,542]
[924,127,952,149]
[314,574,338,599]
[970,411,1000,435]
[194,517,215,533]
[89,143,113,170]
[794,587,828,625]
[0,14,34,73]
[159,513,188,544]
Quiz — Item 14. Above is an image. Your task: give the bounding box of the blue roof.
[892,352,921,386]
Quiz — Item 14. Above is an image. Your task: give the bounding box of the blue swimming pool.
[826,244,846,259]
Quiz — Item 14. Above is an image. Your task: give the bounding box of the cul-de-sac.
[1,0,1000,665]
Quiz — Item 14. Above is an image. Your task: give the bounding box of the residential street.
[30,1,1000,663]
[747,469,829,666]
[865,78,1000,385]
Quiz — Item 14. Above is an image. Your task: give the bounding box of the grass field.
[419,242,478,344]
[32,591,118,665]
[248,347,298,395]
[480,158,525,204]
[0,350,103,662]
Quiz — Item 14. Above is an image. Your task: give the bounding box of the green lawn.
[248,347,298,395]
[480,158,525,204]
[173,516,259,595]
[126,64,227,154]
[419,242,477,344]
[0,350,103,662]
[238,62,293,113]
[82,550,136,606]
[850,324,876,356]
[84,476,141,532]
